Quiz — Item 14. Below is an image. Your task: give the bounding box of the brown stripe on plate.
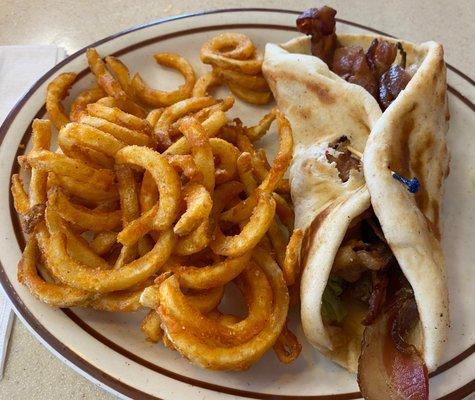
[1,8,474,400]
[63,307,475,399]
[63,309,361,400]
[438,380,475,400]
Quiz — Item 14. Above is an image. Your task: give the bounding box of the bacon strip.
[358,289,428,400]
[378,65,411,110]
[366,39,397,79]
[332,46,378,98]
[362,271,388,326]
[296,7,412,110]
[296,6,337,65]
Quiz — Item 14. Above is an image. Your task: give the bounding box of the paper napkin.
[0,45,66,378]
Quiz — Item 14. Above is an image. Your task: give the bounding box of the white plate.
[0,8,474,400]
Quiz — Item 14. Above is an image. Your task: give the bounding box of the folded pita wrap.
[262,33,449,374]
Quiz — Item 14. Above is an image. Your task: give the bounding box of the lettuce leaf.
[321,276,347,324]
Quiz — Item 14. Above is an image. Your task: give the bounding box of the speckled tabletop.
[0,1,473,399]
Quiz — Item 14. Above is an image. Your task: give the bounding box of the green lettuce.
[321,276,347,324]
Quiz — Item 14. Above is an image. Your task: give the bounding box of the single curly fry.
[174,183,212,236]
[246,111,276,142]
[173,218,210,256]
[26,120,51,215]
[273,193,295,232]
[48,173,119,205]
[70,87,106,122]
[132,53,196,107]
[165,154,203,183]
[173,251,251,290]
[95,96,147,118]
[211,190,276,257]
[11,174,29,215]
[47,225,175,293]
[179,117,215,192]
[165,110,228,156]
[192,72,222,97]
[78,114,152,147]
[210,138,239,184]
[201,33,256,61]
[46,72,77,129]
[267,219,287,269]
[115,163,140,226]
[258,110,293,193]
[201,49,263,75]
[228,83,272,105]
[214,67,269,91]
[58,122,127,158]
[159,246,288,371]
[236,152,258,195]
[113,170,139,269]
[48,187,122,232]
[105,56,133,97]
[141,310,163,342]
[86,48,127,100]
[18,228,94,308]
[27,150,115,189]
[273,323,302,363]
[154,96,216,150]
[283,229,304,286]
[86,103,152,135]
[158,262,271,345]
[116,146,181,231]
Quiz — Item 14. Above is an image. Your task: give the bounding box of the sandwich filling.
[319,135,427,400]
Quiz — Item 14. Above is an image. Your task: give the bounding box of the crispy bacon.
[358,287,428,400]
[390,288,420,354]
[366,39,398,79]
[378,65,411,110]
[296,6,337,65]
[332,46,378,98]
[296,7,412,109]
[362,271,389,325]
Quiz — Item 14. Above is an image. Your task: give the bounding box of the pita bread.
[263,38,380,232]
[262,34,449,373]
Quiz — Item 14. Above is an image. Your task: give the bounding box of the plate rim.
[0,7,474,400]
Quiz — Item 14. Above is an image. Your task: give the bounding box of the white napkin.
[0,45,67,378]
